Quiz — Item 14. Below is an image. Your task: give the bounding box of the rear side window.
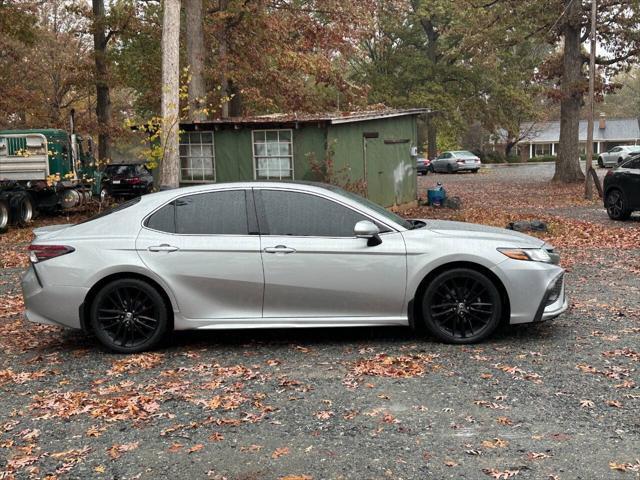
[258,190,368,237]
[145,190,248,235]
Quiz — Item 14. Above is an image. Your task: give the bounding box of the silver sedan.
[22,182,567,353]
[430,151,481,173]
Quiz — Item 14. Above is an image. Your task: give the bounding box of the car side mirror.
[354,220,382,246]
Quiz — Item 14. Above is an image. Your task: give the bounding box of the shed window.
[180,132,215,183]
[252,129,293,180]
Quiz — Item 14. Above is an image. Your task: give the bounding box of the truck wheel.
[0,200,9,234]
[11,194,34,227]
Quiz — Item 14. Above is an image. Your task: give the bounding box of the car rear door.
[255,188,407,322]
[136,188,264,320]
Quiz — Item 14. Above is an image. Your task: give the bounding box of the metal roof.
[517,117,640,143]
[181,108,429,128]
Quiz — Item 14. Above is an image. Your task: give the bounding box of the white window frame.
[252,129,294,180]
[179,131,215,183]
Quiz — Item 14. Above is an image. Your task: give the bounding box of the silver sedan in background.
[22,182,567,353]
[431,151,481,173]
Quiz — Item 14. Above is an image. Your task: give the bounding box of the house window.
[534,143,552,156]
[252,129,293,179]
[180,132,215,183]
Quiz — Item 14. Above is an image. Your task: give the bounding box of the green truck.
[0,127,98,233]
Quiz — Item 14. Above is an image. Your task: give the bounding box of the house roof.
[515,117,640,144]
[181,108,429,128]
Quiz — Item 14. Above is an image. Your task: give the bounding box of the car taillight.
[28,245,75,263]
[125,177,142,184]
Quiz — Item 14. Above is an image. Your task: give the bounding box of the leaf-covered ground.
[1,165,639,479]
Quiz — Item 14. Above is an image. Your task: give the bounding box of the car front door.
[136,189,264,320]
[255,188,407,322]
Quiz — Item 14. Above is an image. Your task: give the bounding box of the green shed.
[178,109,426,207]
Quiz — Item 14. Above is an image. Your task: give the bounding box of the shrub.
[529,155,556,163]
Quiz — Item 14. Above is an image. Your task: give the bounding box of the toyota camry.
[22,182,567,353]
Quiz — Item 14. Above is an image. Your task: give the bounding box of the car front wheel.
[605,189,631,221]
[421,268,502,344]
[90,278,170,353]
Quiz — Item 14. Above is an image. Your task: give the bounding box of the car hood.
[424,220,545,247]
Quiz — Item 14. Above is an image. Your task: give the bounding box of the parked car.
[100,163,153,199]
[603,154,640,220]
[417,157,431,175]
[597,145,640,168]
[431,151,481,173]
[22,182,567,353]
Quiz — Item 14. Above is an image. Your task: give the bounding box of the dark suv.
[101,163,153,199]
[603,154,640,220]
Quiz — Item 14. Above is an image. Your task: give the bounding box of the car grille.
[546,274,564,306]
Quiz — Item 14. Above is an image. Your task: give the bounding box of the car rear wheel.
[618,157,624,165]
[421,268,502,344]
[90,278,169,353]
[605,189,631,221]
[0,199,9,233]
[597,157,604,168]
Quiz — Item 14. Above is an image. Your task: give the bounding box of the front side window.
[252,130,293,179]
[145,190,248,235]
[259,190,369,237]
[179,132,215,183]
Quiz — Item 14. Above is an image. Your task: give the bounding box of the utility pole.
[585,0,597,200]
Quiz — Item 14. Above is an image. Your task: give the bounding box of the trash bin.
[427,183,446,206]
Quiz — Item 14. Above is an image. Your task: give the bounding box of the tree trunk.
[554,0,585,183]
[217,0,232,118]
[160,0,181,189]
[92,0,111,162]
[185,0,206,122]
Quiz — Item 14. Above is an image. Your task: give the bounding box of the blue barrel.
[427,187,446,206]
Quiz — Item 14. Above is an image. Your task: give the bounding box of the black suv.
[603,154,640,220]
[101,163,154,199]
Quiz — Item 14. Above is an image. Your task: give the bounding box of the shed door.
[364,136,407,208]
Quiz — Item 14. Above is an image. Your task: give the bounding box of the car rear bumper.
[454,163,480,171]
[21,265,86,329]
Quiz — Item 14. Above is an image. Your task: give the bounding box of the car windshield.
[453,151,475,156]
[320,184,413,230]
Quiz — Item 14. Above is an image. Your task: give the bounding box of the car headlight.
[498,248,552,263]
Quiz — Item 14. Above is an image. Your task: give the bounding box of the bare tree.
[185,0,206,121]
[160,0,181,189]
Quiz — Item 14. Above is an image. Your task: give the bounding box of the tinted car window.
[146,202,175,232]
[177,190,248,235]
[259,190,368,237]
[146,190,248,235]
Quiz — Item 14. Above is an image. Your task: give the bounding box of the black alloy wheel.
[91,278,169,353]
[605,189,631,221]
[422,268,502,344]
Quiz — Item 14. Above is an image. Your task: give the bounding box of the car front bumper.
[21,265,86,329]
[492,258,568,325]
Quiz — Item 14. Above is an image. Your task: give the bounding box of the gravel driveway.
[1,168,639,479]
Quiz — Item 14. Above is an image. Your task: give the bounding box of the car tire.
[0,199,9,234]
[428,165,434,173]
[605,189,631,221]
[90,278,170,353]
[472,169,479,174]
[421,268,502,344]
[100,187,110,202]
[597,157,604,168]
[618,157,624,165]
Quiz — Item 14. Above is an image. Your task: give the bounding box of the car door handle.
[264,245,296,254]
[148,244,179,252]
